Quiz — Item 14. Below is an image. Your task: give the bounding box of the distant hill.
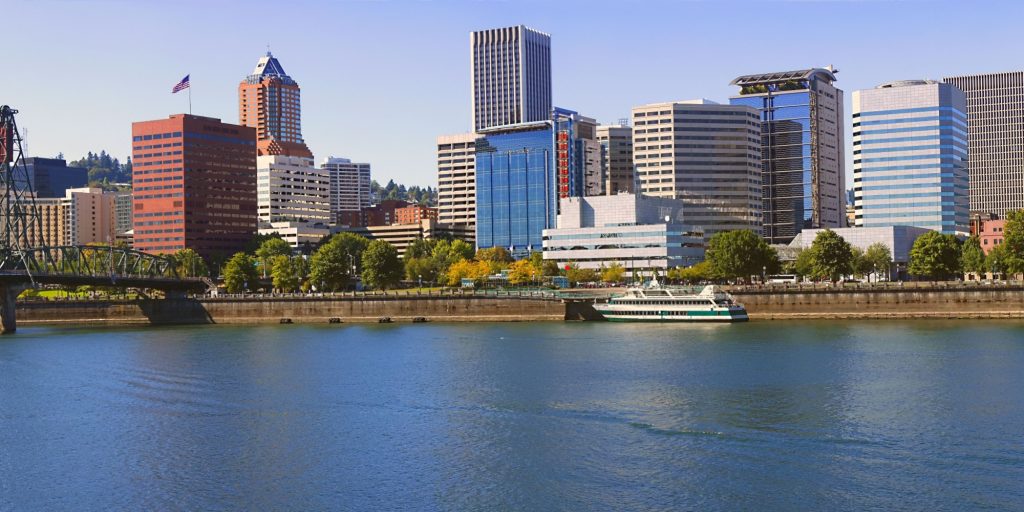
[371,179,437,207]
[67,150,132,190]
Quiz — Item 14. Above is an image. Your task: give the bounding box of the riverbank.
[15,283,1024,327]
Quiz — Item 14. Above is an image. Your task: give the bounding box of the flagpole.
[188,82,192,115]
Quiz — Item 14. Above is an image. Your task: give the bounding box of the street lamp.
[418,274,422,291]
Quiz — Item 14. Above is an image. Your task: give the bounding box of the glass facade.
[730,68,845,245]
[475,125,556,256]
[731,91,814,242]
[852,82,969,235]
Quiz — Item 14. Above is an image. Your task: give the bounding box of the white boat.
[594,280,748,322]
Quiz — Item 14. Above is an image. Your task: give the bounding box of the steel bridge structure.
[0,105,205,333]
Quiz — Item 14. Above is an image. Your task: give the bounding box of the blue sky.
[6,0,1020,187]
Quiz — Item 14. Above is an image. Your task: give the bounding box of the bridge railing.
[1,245,180,280]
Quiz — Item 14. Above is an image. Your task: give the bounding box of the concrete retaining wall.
[731,285,1024,319]
[18,295,565,327]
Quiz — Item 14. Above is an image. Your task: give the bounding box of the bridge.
[0,105,205,333]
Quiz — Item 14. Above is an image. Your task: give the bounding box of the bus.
[767,274,799,284]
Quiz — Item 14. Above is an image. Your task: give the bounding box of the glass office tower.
[730,67,846,244]
[475,122,555,256]
[852,80,969,235]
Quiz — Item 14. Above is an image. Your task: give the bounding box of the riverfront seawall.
[17,294,565,327]
[16,284,1024,327]
[731,283,1024,320]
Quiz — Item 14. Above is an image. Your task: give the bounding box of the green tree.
[309,233,370,291]
[987,243,1009,279]
[172,248,209,278]
[600,262,626,283]
[809,229,854,282]
[405,237,437,260]
[432,239,474,274]
[256,237,292,277]
[850,246,872,278]
[793,248,815,279]
[529,251,545,275]
[908,231,962,280]
[405,256,438,284]
[223,252,258,293]
[565,262,598,285]
[541,260,561,277]
[476,246,513,265]
[863,242,894,281]
[243,232,285,255]
[270,255,307,292]
[361,240,403,290]
[1003,210,1024,274]
[705,230,780,281]
[961,235,987,277]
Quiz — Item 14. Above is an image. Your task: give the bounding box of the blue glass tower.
[730,67,846,244]
[852,80,969,235]
[475,122,556,257]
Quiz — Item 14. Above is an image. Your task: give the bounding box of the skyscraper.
[21,157,87,198]
[730,67,846,244]
[631,100,763,237]
[131,114,257,258]
[239,52,313,159]
[596,124,634,195]
[436,133,477,230]
[257,155,330,225]
[474,121,557,256]
[471,25,552,132]
[852,80,969,235]
[942,71,1024,217]
[321,157,371,223]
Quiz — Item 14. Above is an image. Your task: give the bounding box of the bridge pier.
[0,283,27,334]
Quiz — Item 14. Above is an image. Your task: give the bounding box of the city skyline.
[6,0,1022,188]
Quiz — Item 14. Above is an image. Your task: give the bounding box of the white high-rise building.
[632,99,763,237]
[257,155,331,225]
[852,80,969,235]
[943,71,1024,217]
[471,25,552,132]
[436,133,477,230]
[321,157,372,222]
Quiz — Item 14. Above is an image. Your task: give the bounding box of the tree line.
[667,209,1024,284]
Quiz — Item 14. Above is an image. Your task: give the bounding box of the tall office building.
[730,67,846,244]
[631,100,763,237]
[597,124,634,195]
[321,157,371,223]
[257,155,330,225]
[475,121,558,256]
[21,157,87,198]
[436,133,476,229]
[852,80,969,235]
[131,114,257,258]
[942,71,1024,217]
[239,52,313,159]
[471,25,552,132]
[553,108,602,199]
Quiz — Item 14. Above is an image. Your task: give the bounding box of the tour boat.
[594,280,748,322]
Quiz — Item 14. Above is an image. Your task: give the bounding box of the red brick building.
[395,204,438,225]
[131,114,257,259]
[974,219,1006,255]
[336,200,411,227]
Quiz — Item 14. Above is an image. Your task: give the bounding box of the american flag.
[172,75,190,94]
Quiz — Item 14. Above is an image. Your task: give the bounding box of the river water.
[2,321,1023,511]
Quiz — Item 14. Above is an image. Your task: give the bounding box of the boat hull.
[595,308,749,322]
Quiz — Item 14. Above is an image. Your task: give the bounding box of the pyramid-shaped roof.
[245,52,295,85]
